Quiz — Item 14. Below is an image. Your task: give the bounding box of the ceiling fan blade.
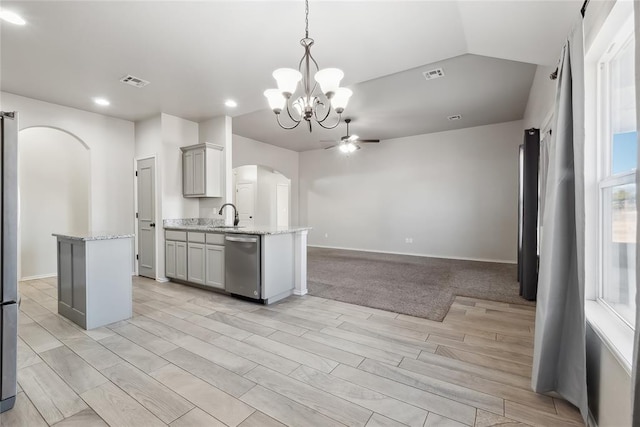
[358,139,380,143]
[324,144,337,150]
[320,139,339,142]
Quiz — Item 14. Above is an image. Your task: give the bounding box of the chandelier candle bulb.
[314,68,344,96]
[272,68,302,96]
[263,89,286,113]
[331,88,353,114]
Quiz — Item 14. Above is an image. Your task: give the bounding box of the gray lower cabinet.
[176,241,187,280]
[165,240,176,278]
[166,231,224,290]
[165,239,187,281]
[187,242,206,285]
[205,245,225,289]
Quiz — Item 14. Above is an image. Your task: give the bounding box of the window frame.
[595,13,636,332]
[597,172,636,328]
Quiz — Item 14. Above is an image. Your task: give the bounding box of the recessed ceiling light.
[0,10,26,25]
[225,99,238,108]
[93,98,110,106]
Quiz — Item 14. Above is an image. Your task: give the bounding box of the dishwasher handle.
[225,235,258,243]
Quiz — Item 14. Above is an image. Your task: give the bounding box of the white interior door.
[137,158,156,279]
[276,183,289,227]
[236,182,255,227]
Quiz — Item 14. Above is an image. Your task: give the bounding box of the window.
[597,15,637,330]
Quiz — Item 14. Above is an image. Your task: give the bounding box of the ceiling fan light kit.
[323,118,380,153]
[264,0,352,132]
[339,142,358,153]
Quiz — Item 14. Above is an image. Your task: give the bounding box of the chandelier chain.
[304,0,309,38]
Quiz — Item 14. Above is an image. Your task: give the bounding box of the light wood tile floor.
[0,276,585,427]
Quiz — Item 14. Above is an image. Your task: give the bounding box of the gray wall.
[18,127,90,279]
[134,113,200,280]
[233,134,300,225]
[1,92,136,279]
[299,120,523,263]
[586,324,631,426]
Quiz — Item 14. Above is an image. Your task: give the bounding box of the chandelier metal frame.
[264,0,352,132]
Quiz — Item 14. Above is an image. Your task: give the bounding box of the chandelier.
[263,0,352,132]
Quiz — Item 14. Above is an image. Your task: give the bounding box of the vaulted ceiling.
[0,1,581,151]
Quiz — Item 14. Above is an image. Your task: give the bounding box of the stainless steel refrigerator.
[0,111,18,413]
[518,128,539,301]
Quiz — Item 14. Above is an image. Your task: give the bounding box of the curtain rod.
[550,0,589,80]
[580,0,590,19]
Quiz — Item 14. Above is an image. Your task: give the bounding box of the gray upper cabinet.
[181,143,223,198]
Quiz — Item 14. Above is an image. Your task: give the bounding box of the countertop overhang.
[52,232,134,241]
[163,224,311,235]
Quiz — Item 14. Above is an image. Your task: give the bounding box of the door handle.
[150,223,156,227]
[225,236,257,243]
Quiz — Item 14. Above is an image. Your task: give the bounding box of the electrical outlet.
[324,233,328,238]
[405,237,413,243]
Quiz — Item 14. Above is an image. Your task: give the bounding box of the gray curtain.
[632,2,640,425]
[539,131,551,228]
[531,17,589,423]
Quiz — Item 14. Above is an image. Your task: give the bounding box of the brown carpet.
[307,247,535,321]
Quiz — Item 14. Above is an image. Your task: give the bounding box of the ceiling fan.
[322,118,380,153]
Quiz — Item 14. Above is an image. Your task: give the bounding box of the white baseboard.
[20,273,56,281]
[132,273,169,283]
[307,244,517,265]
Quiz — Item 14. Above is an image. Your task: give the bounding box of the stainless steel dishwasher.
[225,234,262,301]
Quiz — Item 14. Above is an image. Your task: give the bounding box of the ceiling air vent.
[448,114,462,121]
[120,74,150,88]
[423,68,444,81]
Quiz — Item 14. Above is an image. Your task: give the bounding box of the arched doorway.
[232,165,291,228]
[18,127,90,280]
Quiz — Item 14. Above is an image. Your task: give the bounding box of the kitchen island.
[52,232,133,329]
[164,219,310,303]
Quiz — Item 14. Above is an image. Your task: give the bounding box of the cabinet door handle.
[150,223,156,227]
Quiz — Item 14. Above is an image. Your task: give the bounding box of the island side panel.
[85,237,133,329]
[57,238,87,328]
[262,233,294,304]
[293,230,308,296]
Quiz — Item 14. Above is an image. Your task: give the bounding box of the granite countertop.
[163,218,311,235]
[52,232,135,241]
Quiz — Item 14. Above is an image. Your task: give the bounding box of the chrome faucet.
[218,203,240,226]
